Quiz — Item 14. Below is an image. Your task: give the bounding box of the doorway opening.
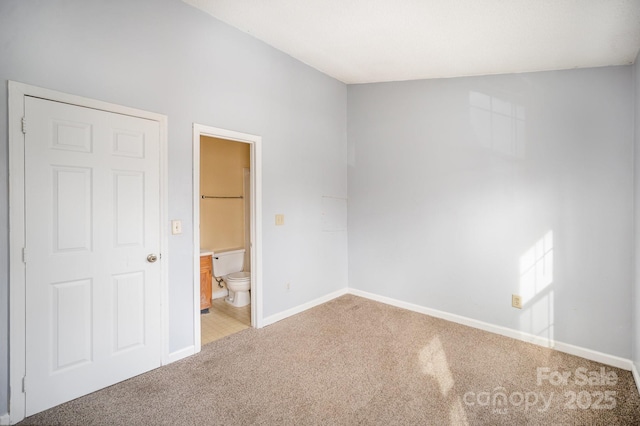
[192,124,262,352]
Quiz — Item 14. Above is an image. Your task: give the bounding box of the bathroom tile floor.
[201,298,251,346]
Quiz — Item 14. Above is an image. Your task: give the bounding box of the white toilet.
[212,248,251,308]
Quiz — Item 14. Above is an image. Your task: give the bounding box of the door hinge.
[21,117,26,134]
[22,247,27,263]
[22,376,26,393]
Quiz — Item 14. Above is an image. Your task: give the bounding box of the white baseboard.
[0,413,10,426]
[633,363,640,396]
[551,340,633,371]
[166,345,195,364]
[262,288,349,327]
[348,288,634,371]
[212,288,228,300]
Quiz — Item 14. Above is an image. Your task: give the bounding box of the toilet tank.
[211,249,245,277]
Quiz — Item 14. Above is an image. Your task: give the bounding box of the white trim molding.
[167,346,196,364]
[348,288,635,372]
[633,364,640,396]
[262,288,349,327]
[0,413,10,426]
[192,124,263,354]
[8,81,170,424]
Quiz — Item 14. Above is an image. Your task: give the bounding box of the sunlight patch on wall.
[519,230,553,302]
[469,91,526,158]
[518,230,554,341]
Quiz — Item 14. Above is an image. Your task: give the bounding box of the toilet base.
[225,289,250,307]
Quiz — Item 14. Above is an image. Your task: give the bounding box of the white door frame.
[192,123,263,352]
[8,81,170,424]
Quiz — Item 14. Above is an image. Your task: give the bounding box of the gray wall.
[348,67,634,358]
[0,0,348,415]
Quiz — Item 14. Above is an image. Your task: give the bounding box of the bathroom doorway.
[200,137,250,344]
[192,124,262,352]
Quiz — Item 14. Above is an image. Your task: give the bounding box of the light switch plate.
[171,220,182,235]
[275,214,284,226]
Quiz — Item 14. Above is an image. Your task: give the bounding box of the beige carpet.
[18,295,640,425]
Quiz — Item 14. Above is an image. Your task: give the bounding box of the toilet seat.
[226,271,250,281]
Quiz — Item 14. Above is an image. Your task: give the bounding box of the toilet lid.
[226,271,250,281]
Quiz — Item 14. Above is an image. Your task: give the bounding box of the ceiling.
[183,0,640,84]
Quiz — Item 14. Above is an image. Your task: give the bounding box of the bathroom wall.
[348,66,634,359]
[200,136,250,252]
[0,0,348,415]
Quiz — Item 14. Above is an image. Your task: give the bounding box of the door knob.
[147,254,158,263]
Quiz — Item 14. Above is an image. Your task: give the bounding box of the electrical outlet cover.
[512,294,522,309]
